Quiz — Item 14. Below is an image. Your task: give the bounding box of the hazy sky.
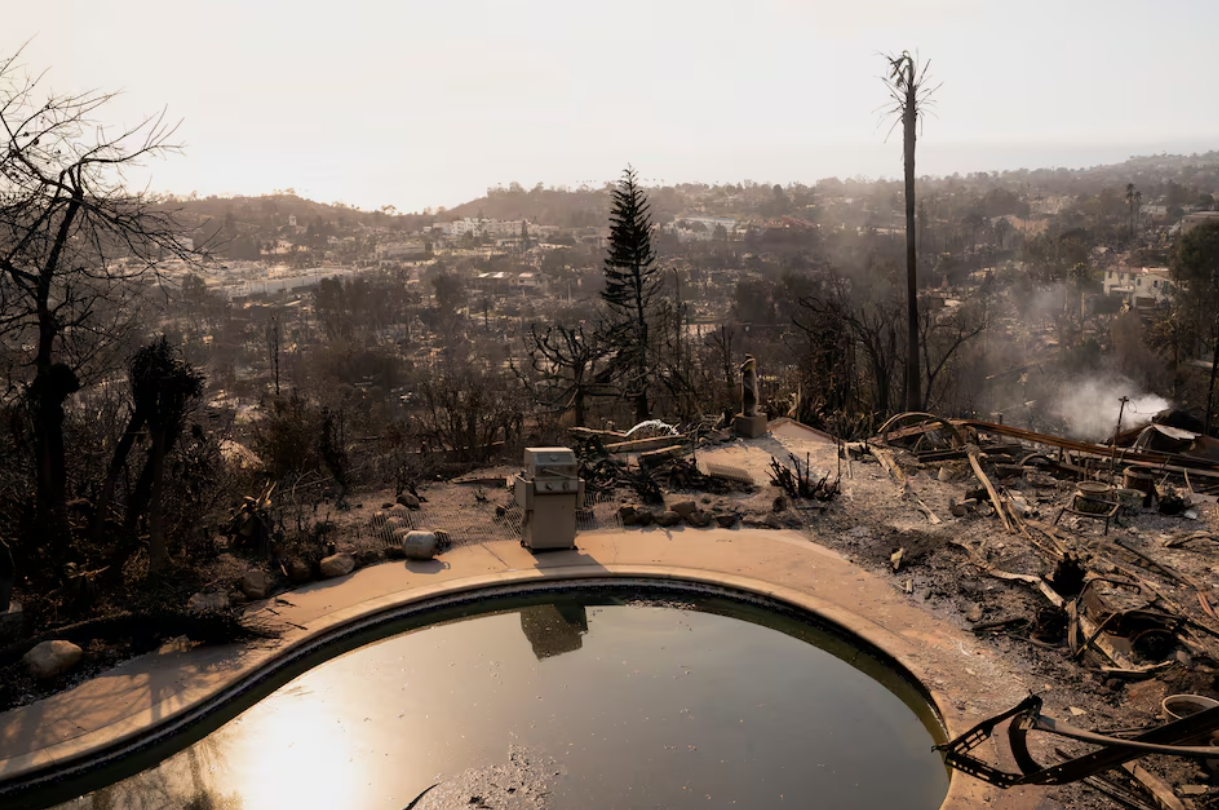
[4,1,1218,212]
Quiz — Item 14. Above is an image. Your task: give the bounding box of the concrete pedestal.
[734,413,768,439]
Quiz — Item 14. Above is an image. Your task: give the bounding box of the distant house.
[439,218,530,238]
[1103,266,1173,308]
[376,241,428,261]
[510,272,546,294]
[1181,211,1219,235]
[669,215,737,242]
[474,271,509,295]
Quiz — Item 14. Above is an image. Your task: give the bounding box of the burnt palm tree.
[882,51,939,412]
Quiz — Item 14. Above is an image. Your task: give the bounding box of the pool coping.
[0,530,1026,808]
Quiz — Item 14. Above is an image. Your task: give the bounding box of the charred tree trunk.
[30,364,79,557]
[903,93,921,412]
[124,454,155,541]
[0,539,14,610]
[572,361,588,428]
[91,410,147,546]
[31,192,85,557]
[146,427,169,572]
[634,318,650,424]
[1207,318,1219,437]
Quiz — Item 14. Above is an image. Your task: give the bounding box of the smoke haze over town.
[6,0,1219,211]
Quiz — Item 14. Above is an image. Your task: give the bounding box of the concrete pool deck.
[0,527,1059,809]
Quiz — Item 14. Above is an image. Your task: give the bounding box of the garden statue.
[734,355,767,438]
[741,355,759,417]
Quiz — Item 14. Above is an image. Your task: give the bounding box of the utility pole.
[1110,395,1129,478]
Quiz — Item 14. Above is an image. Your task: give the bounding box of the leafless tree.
[919,300,988,411]
[790,282,857,422]
[417,362,524,464]
[704,324,738,420]
[524,322,612,427]
[0,47,200,555]
[799,280,904,419]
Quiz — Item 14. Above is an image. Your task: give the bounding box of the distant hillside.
[444,184,613,227]
[443,181,816,226]
[163,149,1219,243]
[164,193,430,232]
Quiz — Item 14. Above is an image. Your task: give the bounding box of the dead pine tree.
[0,46,203,558]
[880,51,940,412]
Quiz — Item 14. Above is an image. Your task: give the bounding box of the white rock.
[187,591,230,614]
[401,530,439,561]
[319,552,355,578]
[241,570,269,600]
[1008,493,1032,517]
[23,640,83,679]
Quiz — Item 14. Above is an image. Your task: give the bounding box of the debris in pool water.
[411,746,562,809]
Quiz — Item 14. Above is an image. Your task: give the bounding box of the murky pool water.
[43,587,948,810]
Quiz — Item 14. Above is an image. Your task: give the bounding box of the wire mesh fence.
[360,486,623,552]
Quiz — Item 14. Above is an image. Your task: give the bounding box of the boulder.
[400,530,440,561]
[618,505,640,526]
[762,513,782,530]
[396,492,422,510]
[187,591,230,614]
[241,570,269,600]
[685,511,712,528]
[635,510,655,527]
[23,640,83,679]
[656,510,682,528]
[382,516,408,533]
[319,552,355,579]
[714,513,739,529]
[354,548,385,566]
[669,500,698,519]
[772,495,789,513]
[287,559,312,583]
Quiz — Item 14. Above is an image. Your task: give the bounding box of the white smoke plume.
[1051,375,1170,442]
